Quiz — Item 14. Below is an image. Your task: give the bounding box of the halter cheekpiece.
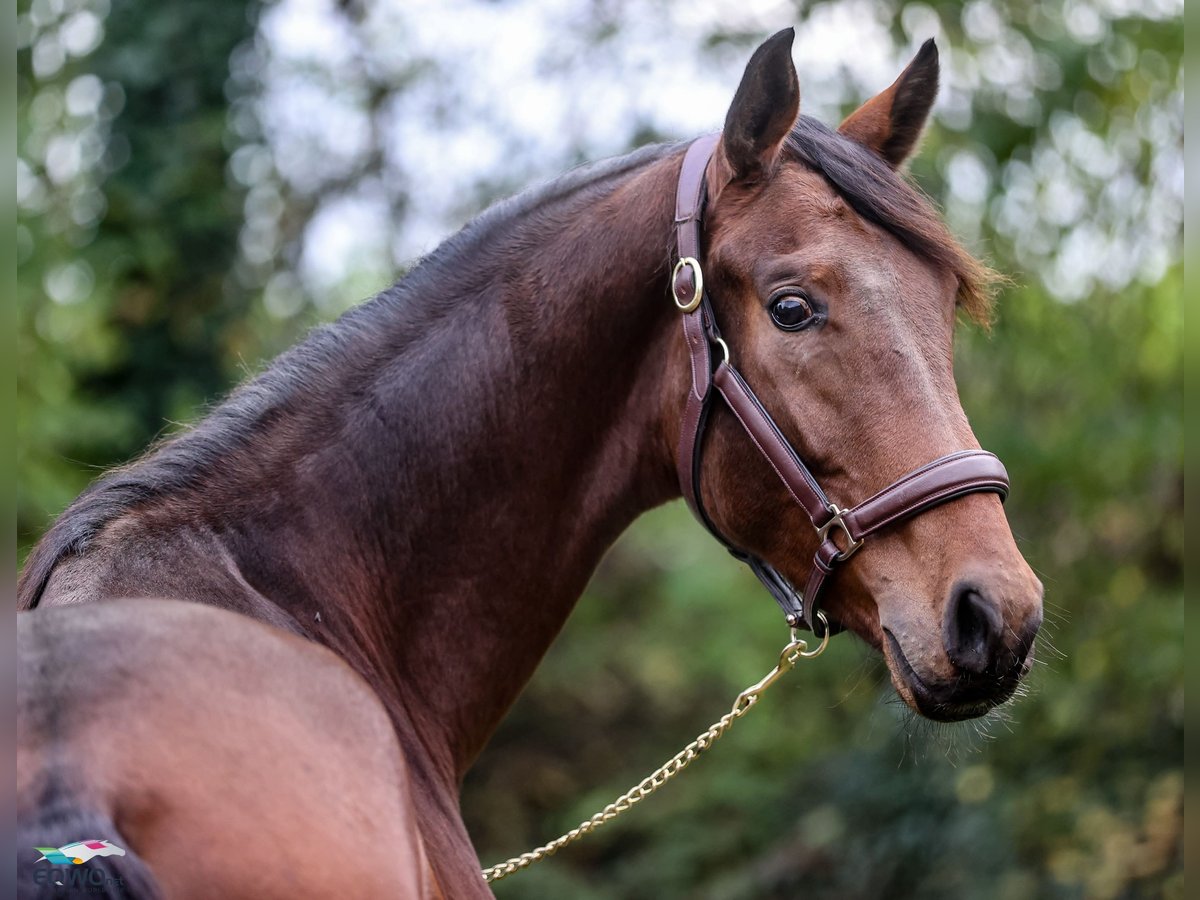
[672,133,1011,634]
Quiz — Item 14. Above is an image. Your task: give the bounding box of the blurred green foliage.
[16,0,1181,898]
[17,0,270,533]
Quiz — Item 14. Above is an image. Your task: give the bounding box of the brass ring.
[672,257,704,313]
[798,611,831,658]
[713,337,731,365]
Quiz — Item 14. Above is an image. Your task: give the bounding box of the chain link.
[481,618,829,884]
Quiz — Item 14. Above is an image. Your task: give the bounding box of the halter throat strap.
[671,134,1010,633]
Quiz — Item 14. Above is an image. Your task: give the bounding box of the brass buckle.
[672,257,704,312]
[816,505,864,562]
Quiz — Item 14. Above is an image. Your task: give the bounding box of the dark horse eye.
[768,292,817,331]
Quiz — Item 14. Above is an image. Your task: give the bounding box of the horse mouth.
[882,628,1025,722]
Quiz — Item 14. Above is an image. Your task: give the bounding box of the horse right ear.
[711,28,800,192]
[838,39,939,168]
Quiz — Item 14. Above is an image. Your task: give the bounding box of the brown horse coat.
[18,599,429,898]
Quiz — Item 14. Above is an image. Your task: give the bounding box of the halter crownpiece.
[672,134,1011,634]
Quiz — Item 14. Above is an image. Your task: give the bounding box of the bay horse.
[17,29,1043,898]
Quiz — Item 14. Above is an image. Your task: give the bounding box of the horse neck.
[300,149,690,781]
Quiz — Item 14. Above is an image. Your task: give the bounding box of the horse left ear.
[838,38,939,168]
[712,28,800,190]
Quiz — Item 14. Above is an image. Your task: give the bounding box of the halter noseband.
[672,133,1010,635]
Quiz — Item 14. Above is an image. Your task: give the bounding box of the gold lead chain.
[481,615,830,885]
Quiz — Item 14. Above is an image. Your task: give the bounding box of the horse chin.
[881,629,1024,723]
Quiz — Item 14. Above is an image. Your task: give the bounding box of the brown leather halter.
[672,133,1011,635]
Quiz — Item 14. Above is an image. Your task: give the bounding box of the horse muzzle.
[882,583,1043,721]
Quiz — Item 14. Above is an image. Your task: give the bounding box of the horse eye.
[768,292,816,331]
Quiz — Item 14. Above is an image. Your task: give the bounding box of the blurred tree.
[17,0,262,545]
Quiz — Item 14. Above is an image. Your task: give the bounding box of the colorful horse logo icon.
[35,840,126,865]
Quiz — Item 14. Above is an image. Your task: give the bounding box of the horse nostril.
[945,586,1003,675]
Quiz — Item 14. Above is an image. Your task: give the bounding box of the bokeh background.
[16,1,1182,897]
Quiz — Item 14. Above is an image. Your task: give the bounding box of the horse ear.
[713,28,800,188]
[838,38,939,168]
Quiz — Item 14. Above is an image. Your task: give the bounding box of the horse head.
[678,30,1043,721]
